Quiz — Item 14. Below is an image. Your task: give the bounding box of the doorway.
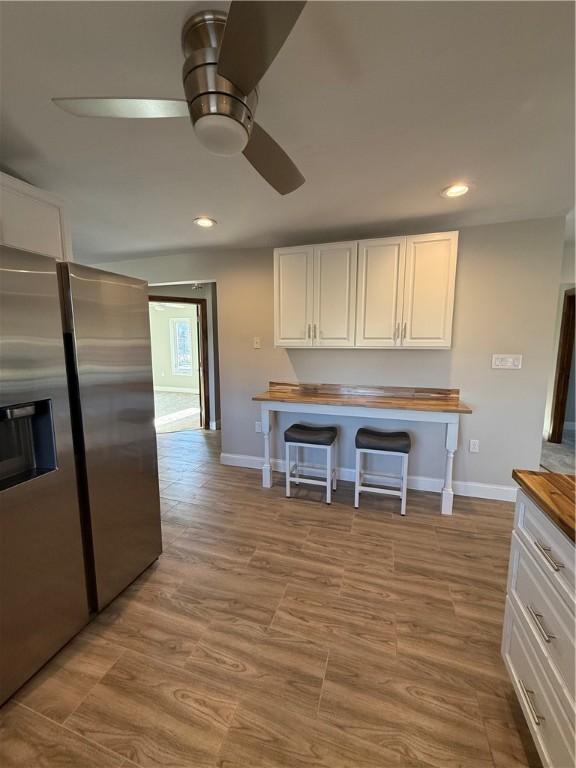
[148,296,210,433]
[542,288,575,472]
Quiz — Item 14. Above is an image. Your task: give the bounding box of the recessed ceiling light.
[441,183,470,198]
[194,216,217,228]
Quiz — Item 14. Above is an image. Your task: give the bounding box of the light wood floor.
[1,430,542,767]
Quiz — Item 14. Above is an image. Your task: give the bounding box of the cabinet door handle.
[314,324,318,339]
[518,680,545,726]
[527,605,555,643]
[401,322,407,342]
[307,324,311,339]
[534,539,564,571]
[394,322,400,342]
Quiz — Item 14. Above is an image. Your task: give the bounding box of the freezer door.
[0,247,89,704]
[60,263,162,609]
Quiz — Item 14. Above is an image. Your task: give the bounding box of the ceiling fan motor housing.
[182,10,258,155]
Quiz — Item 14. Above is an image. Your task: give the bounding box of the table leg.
[441,420,459,515]
[262,405,272,488]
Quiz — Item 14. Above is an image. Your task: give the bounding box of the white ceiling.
[1,1,574,262]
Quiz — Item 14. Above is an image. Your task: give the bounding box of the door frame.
[549,287,575,443]
[148,295,210,430]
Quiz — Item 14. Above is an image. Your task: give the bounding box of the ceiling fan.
[53,1,306,195]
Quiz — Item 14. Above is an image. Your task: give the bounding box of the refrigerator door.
[0,247,89,704]
[59,263,161,609]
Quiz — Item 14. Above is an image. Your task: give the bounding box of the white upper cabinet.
[401,232,458,348]
[274,230,458,349]
[355,237,406,347]
[0,173,73,261]
[274,246,314,347]
[314,242,357,347]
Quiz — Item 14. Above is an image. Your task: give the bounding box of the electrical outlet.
[255,421,262,433]
[469,439,480,453]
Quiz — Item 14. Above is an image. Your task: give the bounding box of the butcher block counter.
[252,382,472,514]
[253,382,472,413]
[502,469,575,768]
[512,469,575,542]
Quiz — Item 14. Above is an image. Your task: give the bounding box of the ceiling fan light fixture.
[194,114,249,156]
[193,216,217,228]
[441,183,470,198]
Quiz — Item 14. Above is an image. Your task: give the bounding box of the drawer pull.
[534,539,564,572]
[527,605,555,643]
[519,680,545,726]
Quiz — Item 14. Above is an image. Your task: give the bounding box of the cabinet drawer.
[502,600,574,768]
[508,533,574,702]
[515,490,574,607]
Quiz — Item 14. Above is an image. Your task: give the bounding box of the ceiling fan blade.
[218,1,306,94]
[243,122,304,195]
[52,98,189,118]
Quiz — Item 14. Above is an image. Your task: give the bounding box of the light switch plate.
[253,337,261,349]
[492,354,522,370]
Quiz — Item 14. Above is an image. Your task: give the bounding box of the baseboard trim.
[452,480,517,502]
[220,452,517,502]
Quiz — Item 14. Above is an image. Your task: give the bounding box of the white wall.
[96,217,565,498]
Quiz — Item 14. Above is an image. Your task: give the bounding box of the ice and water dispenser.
[0,399,58,491]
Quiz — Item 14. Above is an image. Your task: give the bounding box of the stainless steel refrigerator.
[0,247,90,703]
[58,262,162,611]
[0,249,162,703]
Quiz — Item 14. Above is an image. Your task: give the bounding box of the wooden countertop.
[513,469,575,542]
[253,382,473,414]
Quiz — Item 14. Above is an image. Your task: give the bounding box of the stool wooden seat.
[354,428,411,514]
[284,424,338,504]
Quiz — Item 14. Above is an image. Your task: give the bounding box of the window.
[170,318,194,375]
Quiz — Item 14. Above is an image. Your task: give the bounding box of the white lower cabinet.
[502,492,575,768]
[274,231,458,348]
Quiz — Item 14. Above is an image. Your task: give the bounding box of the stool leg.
[400,453,408,516]
[295,447,300,482]
[332,440,338,491]
[326,444,332,505]
[354,450,361,508]
[285,443,291,498]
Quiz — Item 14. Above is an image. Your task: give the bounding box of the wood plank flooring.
[1,429,542,768]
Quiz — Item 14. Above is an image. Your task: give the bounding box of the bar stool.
[354,428,411,515]
[284,424,338,504]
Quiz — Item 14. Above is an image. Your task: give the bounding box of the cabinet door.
[0,174,72,261]
[401,232,458,348]
[314,242,357,347]
[355,237,405,347]
[274,246,314,346]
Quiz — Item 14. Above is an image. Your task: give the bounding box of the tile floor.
[154,391,201,433]
[1,429,542,768]
[540,433,576,474]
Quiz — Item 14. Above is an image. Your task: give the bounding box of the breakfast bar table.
[252,382,473,515]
